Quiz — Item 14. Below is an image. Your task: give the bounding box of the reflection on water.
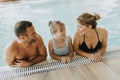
[0,0,120,66]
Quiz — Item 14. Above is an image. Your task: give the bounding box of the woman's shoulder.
[74,31,82,37]
[96,27,108,38]
[96,27,108,34]
[74,31,84,40]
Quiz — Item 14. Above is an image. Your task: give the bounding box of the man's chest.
[16,45,38,59]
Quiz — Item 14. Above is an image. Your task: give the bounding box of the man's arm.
[4,42,17,66]
[28,35,47,66]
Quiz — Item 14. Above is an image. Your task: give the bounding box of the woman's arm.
[94,28,108,61]
[67,36,74,58]
[73,32,90,58]
[98,29,108,55]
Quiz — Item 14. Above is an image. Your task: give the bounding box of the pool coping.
[0,46,120,69]
[0,46,120,79]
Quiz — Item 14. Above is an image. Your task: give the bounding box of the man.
[4,21,47,67]
[0,0,17,2]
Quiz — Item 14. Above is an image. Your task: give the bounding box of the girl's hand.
[61,57,66,63]
[66,56,72,63]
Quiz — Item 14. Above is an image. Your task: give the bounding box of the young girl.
[48,20,73,63]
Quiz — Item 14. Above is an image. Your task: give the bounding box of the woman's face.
[77,23,88,35]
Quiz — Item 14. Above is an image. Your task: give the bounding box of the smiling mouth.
[62,35,65,36]
[32,35,37,41]
[29,35,37,43]
[33,35,37,40]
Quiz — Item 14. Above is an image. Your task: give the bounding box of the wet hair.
[77,13,101,29]
[48,20,65,34]
[14,21,32,37]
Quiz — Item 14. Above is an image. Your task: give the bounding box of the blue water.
[0,0,120,66]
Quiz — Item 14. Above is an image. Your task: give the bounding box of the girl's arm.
[48,40,62,60]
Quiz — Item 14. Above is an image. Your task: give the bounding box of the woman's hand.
[89,54,96,61]
[94,52,102,62]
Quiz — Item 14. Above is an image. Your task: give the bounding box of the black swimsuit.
[79,29,102,53]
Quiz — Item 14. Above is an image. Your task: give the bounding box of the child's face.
[54,27,66,39]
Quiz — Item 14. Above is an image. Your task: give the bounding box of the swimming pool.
[0,0,120,66]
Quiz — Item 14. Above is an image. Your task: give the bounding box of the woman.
[74,13,108,62]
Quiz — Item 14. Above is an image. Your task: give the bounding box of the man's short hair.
[14,21,32,37]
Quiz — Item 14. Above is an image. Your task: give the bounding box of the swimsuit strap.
[52,39,56,49]
[65,36,68,46]
[95,29,100,41]
[52,37,68,49]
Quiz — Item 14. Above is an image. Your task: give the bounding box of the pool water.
[0,0,120,66]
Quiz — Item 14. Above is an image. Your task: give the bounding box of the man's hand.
[15,60,31,67]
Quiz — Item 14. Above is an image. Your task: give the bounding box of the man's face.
[25,26,37,44]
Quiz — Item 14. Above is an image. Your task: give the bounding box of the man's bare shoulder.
[36,34,46,47]
[36,34,44,42]
[5,40,18,55]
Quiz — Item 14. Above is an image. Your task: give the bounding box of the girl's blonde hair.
[48,20,65,34]
[77,13,101,29]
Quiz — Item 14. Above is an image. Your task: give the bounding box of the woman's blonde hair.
[77,13,101,29]
[48,20,65,34]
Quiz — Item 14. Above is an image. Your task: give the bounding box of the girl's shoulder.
[66,36,72,42]
[48,39,53,44]
[66,36,71,39]
[48,39,54,48]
